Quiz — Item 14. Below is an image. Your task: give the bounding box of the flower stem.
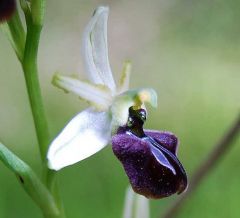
[22,20,50,162]
[45,170,66,218]
[162,113,240,218]
[20,2,65,217]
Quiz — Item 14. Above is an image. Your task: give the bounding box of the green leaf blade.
[0,142,59,216]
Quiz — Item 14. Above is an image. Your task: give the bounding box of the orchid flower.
[47,6,157,171]
[47,6,187,199]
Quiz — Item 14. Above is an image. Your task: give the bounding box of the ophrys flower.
[47,6,187,199]
[47,7,157,171]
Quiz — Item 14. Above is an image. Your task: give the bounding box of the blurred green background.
[0,0,240,217]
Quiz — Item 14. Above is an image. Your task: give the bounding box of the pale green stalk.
[1,1,66,217]
[123,187,150,218]
[20,1,65,217]
[22,11,50,162]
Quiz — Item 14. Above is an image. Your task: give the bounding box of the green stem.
[22,20,50,161]
[1,1,66,216]
[46,170,66,218]
[21,5,65,218]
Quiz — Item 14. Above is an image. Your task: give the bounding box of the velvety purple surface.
[112,129,187,199]
[144,130,178,154]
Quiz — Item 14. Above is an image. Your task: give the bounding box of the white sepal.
[52,74,112,110]
[82,6,116,92]
[47,108,111,170]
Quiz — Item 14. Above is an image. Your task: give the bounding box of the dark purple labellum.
[0,0,16,23]
[112,107,188,199]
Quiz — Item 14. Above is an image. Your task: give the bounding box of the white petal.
[47,108,111,170]
[82,6,116,92]
[52,74,112,110]
[118,61,131,94]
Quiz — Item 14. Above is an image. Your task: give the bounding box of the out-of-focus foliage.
[0,0,239,217]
